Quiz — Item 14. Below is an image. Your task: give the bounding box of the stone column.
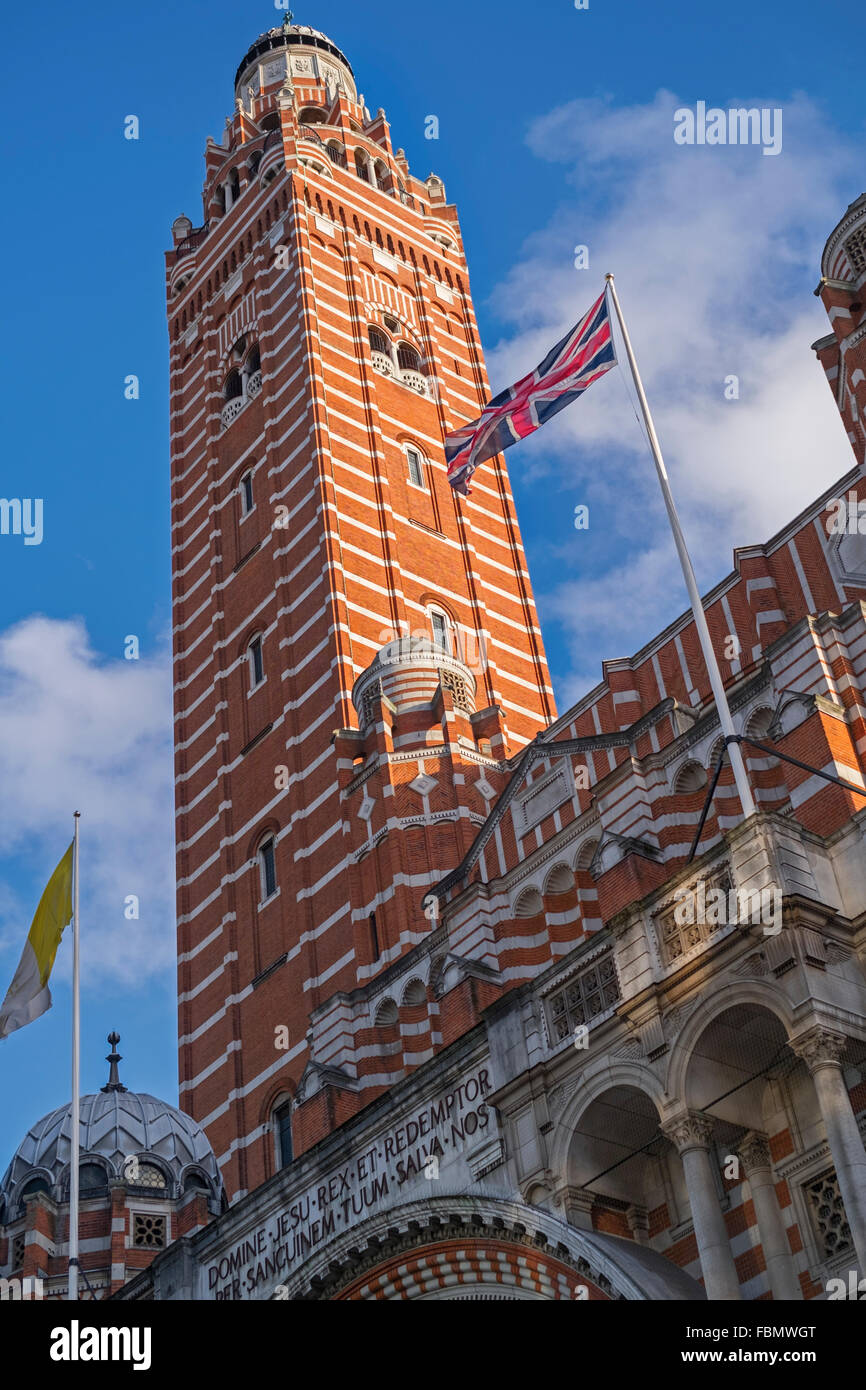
[662,1111,742,1300]
[737,1131,800,1301]
[791,1026,866,1275]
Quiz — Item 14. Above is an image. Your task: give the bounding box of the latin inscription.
[208,1067,492,1299]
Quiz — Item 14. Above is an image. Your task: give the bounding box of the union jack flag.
[444,289,617,495]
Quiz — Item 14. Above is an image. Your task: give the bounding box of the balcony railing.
[221,397,246,429]
[399,369,430,396]
[371,351,394,377]
[370,351,432,397]
[176,223,209,261]
[221,371,263,428]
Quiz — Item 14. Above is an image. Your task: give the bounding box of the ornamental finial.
[101,1031,128,1093]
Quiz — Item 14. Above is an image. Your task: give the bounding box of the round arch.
[663,980,797,1103]
[548,1058,668,1177]
[543,863,575,896]
[273,1194,704,1301]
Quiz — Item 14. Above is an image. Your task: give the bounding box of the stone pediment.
[294,1061,358,1105]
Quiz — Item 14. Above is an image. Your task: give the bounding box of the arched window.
[130,1162,166,1190]
[248,634,264,689]
[274,1100,293,1169]
[396,342,421,372]
[299,106,327,124]
[183,1170,209,1194]
[405,446,425,488]
[224,369,242,401]
[260,112,280,133]
[19,1176,51,1203]
[240,470,254,516]
[354,149,371,182]
[258,836,277,902]
[78,1162,109,1192]
[326,140,347,169]
[368,326,389,355]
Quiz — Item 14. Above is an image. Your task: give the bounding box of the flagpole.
[604,274,756,822]
[69,811,80,1301]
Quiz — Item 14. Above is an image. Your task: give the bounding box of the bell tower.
[167,21,555,1198]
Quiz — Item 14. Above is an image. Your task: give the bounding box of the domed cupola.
[0,1033,223,1220]
[234,16,357,105]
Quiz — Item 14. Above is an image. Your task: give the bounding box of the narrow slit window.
[248,635,264,688]
[275,1102,293,1168]
[369,911,380,959]
[259,837,277,901]
[240,471,254,515]
[430,611,450,652]
[406,447,424,487]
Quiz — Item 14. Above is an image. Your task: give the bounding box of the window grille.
[806,1170,853,1260]
[546,955,620,1043]
[133,1214,166,1249]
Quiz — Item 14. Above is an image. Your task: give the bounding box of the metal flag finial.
[101,1031,128,1093]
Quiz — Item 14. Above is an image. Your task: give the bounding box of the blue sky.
[0,0,862,1165]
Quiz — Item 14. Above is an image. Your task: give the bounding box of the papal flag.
[0,843,73,1039]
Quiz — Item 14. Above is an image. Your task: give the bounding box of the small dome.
[352,638,478,727]
[235,23,355,94]
[0,1035,222,1212]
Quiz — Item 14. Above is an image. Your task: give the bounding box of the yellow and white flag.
[0,843,74,1039]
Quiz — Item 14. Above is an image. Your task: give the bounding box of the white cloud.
[480,91,860,701]
[0,617,174,989]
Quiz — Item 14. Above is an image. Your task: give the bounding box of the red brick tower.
[813,191,866,467]
[167,23,555,1199]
